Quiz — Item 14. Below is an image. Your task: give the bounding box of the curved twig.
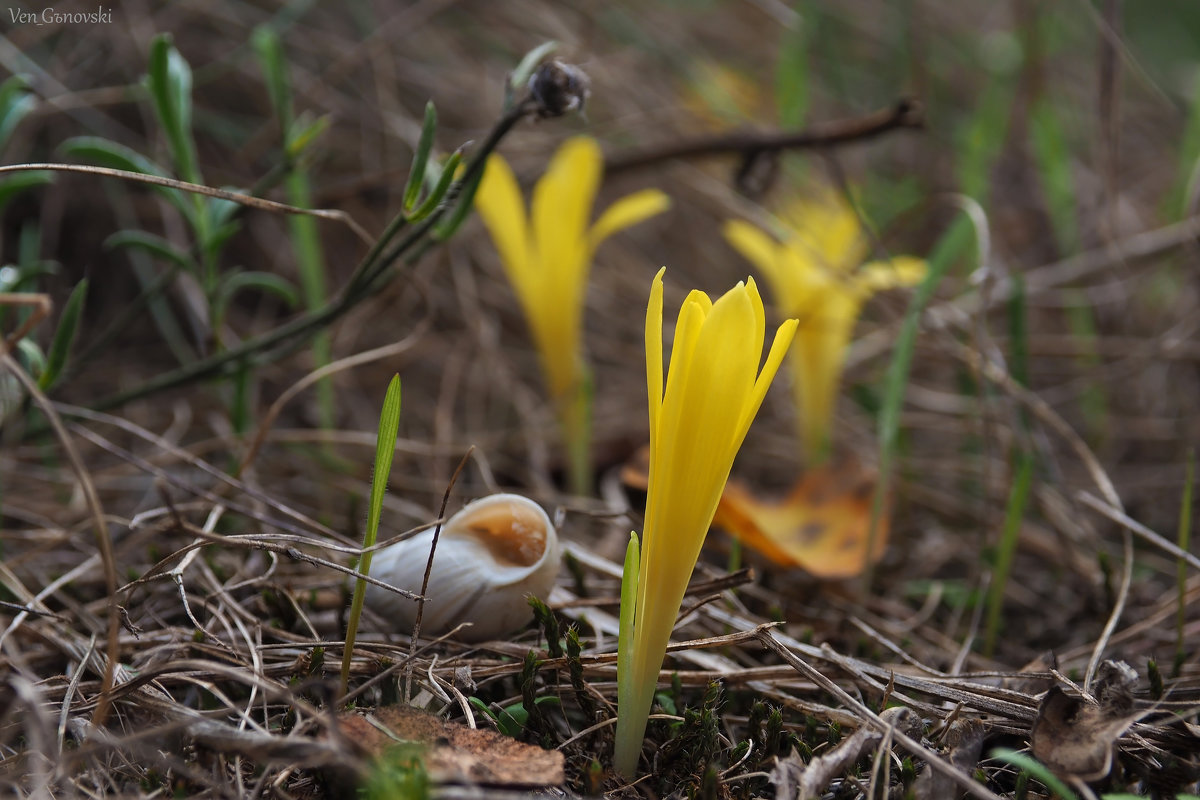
[603,98,924,176]
[0,163,373,245]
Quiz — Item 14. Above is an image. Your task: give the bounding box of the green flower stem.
[614,532,641,775]
[560,367,593,496]
[85,97,537,415]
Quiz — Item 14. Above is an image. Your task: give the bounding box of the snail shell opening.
[460,500,547,569]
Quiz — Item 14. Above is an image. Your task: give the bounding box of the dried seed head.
[528,59,591,118]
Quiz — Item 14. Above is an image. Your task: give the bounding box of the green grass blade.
[1177,450,1194,675]
[403,102,437,213]
[1006,272,1029,389]
[1065,289,1107,439]
[1175,75,1200,217]
[341,374,403,698]
[775,18,809,128]
[1030,98,1078,253]
[253,30,334,429]
[38,279,88,392]
[866,215,974,570]
[957,80,1015,200]
[989,748,1078,800]
[251,27,292,125]
[984,449,1034,657]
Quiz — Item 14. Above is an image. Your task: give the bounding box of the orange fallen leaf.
[714,460,888,578]
[621,447,888,579]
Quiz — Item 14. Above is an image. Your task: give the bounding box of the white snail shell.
[364,493,560,642]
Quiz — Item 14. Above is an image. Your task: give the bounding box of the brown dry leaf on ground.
[1031,661,1143,782]
[338,705,564,787]
[714,460,887,578]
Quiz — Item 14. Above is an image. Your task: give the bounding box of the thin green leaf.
[1177,451,1194,675]
[16,337,46,376]
[958,80,1015,200]
[104,230,197,272]
[0,77,36,151]
[214,271,300,320]
[38,279,88,392]
[285,113,330,159]
[989,748,1078,800]
[60,136,171,179]
[403,102,437,213]
[509,41,559,98]
[341,375,403,698]
[0,171,53,214]
[984,449,1034,657]
[1175,76,1200,217]
[409,149,463,222]
[866,214,975,580]
[877,215,973,454]
[1030,98,1078,252]
[775,21,809,128]
[146,34,199,184]
[252,26,292,125]
[431,162,485,242]
[467,697,498,722]
[617,531,640,742]
[1007,272,1029,388]
[60,136,192,223]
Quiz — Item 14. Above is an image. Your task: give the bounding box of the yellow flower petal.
[723,220,783,288]
[741,315,798,445]
[858,255,928,292]
[616,273,795,777]
[645,267,666,457]
[791,294,859,461]
[532,136,601,301]
[724,190,927,463]
[589,189,670,252]
[474,154,531,303]
[781,192,868,270]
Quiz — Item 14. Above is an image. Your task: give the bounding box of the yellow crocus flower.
[723,191,926,463]
[475,137,669,494]
[613,268,797,776]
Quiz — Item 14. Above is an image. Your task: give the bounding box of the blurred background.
[2,1,1200,792]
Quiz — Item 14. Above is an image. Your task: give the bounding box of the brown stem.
[603,98,924,176]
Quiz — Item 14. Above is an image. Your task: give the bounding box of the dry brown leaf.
[338,705,564,787]
[1031,662,1141,782]
[713,460,888,578]
[621,449,887,578]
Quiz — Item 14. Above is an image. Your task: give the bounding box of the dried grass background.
[2,1,1200,798]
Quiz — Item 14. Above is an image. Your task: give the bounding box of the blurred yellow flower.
[724,191,926,462]
[475,137,669,494]
[614,268,796,776]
